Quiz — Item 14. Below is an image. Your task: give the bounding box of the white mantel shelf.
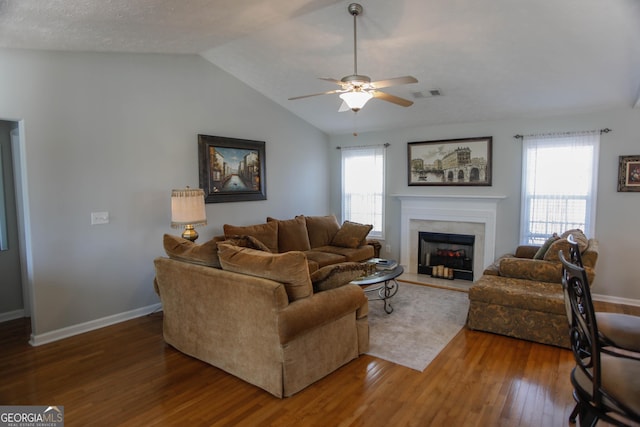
[393,194,507,201]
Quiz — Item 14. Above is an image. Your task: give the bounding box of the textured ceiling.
[2,0,639,135]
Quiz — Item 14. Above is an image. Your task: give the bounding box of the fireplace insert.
[418,231,475,281]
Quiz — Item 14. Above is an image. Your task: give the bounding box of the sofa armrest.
[278,284,367,345]
[366,239,381,257]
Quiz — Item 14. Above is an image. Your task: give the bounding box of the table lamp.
[171,187,207,241]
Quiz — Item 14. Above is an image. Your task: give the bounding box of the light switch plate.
[91,211,109,225]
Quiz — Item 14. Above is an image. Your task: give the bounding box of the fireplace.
[418,232,475,281]
[397,194,504,281]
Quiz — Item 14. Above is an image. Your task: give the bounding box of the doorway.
[0,119,28,322]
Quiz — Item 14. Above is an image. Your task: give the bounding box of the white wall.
[0,48,330,339]
[330,108,640,304]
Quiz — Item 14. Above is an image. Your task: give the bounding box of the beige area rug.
[366,283,470,371]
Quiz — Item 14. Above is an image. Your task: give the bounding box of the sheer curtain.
[520,131,600,245]
[341,145,385,238]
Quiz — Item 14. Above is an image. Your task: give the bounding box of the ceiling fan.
[288,3,418,112]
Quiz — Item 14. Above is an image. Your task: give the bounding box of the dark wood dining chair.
[559,250,640,426]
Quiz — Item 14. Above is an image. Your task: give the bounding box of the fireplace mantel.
[394,194,506,280]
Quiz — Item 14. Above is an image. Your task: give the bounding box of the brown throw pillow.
[331,221,373,249]
[217,243,313,302]
[560,229,589,252]
[163,234,222,268]
[304,214,341,248]
[267,216,311,253]
[311,262,370,292]
[223,221,278,253]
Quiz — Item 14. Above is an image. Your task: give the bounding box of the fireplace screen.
[418,232,475,281]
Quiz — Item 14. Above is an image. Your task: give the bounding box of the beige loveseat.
[154,215,376,397]
[467,229,599,348]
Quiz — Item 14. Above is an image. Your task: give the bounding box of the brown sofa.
[466,229,599,348]
[154,215,376,397]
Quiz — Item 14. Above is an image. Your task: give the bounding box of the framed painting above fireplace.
[408,137,492,186]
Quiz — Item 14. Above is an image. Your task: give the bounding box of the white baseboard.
[593,293,640,308]
[0,309,26,323]
[29,303,162,346]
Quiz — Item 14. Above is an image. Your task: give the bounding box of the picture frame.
[617,155,640,192]
[408,137,492,186]
[198,134,267,203]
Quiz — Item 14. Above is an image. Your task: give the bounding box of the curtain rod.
[513,128,611,139]
[336,143,390,149]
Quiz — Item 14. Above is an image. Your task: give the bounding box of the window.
[341,145,385,239]
[520,132,599,245]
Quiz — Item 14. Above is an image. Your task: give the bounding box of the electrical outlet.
[91,211,109,225]
[385,244,391,253]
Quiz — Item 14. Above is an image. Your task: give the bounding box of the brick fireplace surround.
[396,195,505,281]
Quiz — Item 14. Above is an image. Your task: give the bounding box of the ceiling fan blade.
[318,77,345,85]
[369,76,418,90]
[371,90,414,107]
[288,89,345,101]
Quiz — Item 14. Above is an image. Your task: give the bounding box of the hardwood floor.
[1,299,637,427]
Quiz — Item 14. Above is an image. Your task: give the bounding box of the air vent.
[412,89,442,99]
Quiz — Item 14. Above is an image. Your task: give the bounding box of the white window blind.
[520,132,599,245]
[341,145,385,239]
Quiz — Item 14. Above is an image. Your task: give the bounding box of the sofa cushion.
[224,221,279,253]
[163,234,222,268]
[267,216,311,253]
[313,244,375,262]
[533,233,559,259]
[217,243,312,302]
[311,262,370,292]
[331,221,373,249]
[469,275,565,315]
[304,215,341,248]
[304,250,347,268]
[499,257,563,283]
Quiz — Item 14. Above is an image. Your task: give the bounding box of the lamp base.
[181,225,199,242]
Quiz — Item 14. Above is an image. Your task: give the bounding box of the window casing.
[341,146,385,239]
[520,132,599,245]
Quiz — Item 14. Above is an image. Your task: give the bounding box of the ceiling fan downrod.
[348,3,363,78]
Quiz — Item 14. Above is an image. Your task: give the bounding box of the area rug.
[366,282,469,371]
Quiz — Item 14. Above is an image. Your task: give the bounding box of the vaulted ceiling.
[2,0,639,135]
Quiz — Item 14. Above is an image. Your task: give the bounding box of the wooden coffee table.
[351,263,403,314]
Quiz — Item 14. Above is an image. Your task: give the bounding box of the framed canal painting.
[407,136,492,186]
[198,134,267,203]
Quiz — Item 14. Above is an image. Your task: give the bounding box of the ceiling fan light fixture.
[339,90,373,111]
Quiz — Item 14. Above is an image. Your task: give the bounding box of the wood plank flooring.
[1,296,637,426]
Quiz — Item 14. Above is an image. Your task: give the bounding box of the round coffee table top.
[351,263,404,286]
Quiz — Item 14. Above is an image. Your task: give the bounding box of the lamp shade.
[171,187,207,228]
[339,90,373,111]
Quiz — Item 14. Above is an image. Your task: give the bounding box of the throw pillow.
[163,234,222,268]
[560,229,589,252]
[533,233,559,259]
[223,221,278,253]
[304,214,341,248]
[217,243,313,302]
[310,262,370,292]
[221,235,271,252]
[331,221,373,249]
[266,216,311,253]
